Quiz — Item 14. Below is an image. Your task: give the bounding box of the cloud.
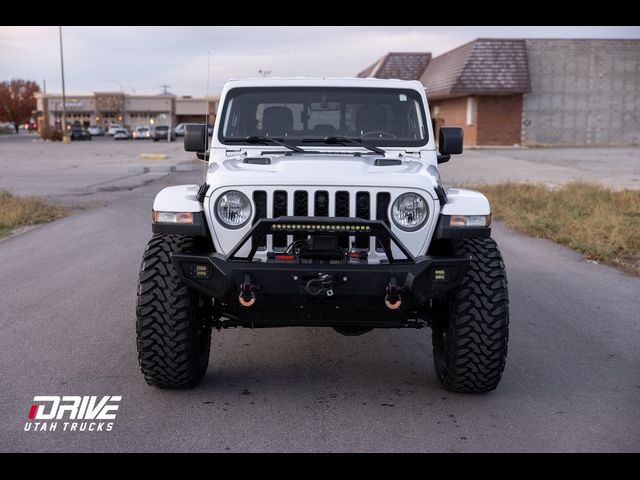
[1,26,639,95]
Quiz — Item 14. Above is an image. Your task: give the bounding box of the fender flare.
[435,187,492,240]
[152,185,210,237]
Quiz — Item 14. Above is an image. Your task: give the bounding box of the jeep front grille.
[251,189,391,253]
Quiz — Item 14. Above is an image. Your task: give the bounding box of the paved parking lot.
[440,147,640,190]
[0,133,200,207]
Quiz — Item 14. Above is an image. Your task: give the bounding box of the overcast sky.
[1,26,638,96]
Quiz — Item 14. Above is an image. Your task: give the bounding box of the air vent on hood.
[374,158,402,166]
[244,157,271,165]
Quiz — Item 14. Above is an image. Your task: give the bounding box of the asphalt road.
[1,171,639,452]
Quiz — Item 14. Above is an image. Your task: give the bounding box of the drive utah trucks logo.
[25,396,121,432]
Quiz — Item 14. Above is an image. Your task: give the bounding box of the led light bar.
[270,223,372,234]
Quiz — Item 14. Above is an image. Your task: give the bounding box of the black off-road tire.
[432,238,509,393]
[136,235,212,389]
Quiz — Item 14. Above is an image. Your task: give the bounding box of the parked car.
[113,128,130,140]
[151,125,176,142]
[0,122,15,134]
[88,126,105,136]
[133,127,151,140]
[174,123,213,138]
[69,127,92,141]
[174,123,186,137]
[107,124,124,136]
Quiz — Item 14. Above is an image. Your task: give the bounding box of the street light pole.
[59,26,69,143]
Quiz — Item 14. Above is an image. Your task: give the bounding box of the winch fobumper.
[171,217,470,311]
[172,251,469,303]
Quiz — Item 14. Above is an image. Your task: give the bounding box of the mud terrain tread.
[136,235,211,389]
[433,238,509,393]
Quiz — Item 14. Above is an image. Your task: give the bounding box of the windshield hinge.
[434,185,448,207]
[197,183,209,203]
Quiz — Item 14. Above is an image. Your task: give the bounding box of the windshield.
[219,87,428,147]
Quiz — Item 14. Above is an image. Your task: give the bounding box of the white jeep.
[136,78,509,393]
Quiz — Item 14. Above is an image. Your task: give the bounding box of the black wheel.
[136,235,212,389]
[432,238,509,393]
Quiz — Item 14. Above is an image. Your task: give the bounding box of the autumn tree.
[0,79,40,133]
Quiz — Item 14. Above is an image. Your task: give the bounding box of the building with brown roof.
[358,38,640,146]
[421,38,530,146]
[358,52,432,80]
[360,39,531,146]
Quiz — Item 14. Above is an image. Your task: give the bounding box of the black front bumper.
[173,252,469,303]
[170,217,470,326]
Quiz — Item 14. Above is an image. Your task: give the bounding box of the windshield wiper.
[312,136,386,155]
[243,136,305,153]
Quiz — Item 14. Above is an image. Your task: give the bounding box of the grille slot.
[335,191,350,248]
[252,191,267,249]
[293,190,308,241]
[314,191,329,217]
[273,190,288,248]
[355,192,370,248]
[376,192,391,252]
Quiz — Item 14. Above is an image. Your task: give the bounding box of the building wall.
[476,95,523,145]
[126,97,173,113]
[175,98,219,125]
[429,96,477,146]
[523,39,640,146]
[36,93,219,133]
[176,98,208,116]
[41,95,96,129]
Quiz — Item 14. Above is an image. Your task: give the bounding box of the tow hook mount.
[385,277,402,310]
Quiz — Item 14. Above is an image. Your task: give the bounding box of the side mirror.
[437,127,464,164]
[184,124,207,153]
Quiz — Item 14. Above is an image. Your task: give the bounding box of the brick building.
[358,38,640,146]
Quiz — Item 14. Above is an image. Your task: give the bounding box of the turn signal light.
[153,211,194,224]
[449,215,491,227]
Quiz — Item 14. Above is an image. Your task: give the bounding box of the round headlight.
[215,190,252,229]
[391,193,428,231]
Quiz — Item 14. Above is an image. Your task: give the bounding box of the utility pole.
[59,26,69,143]
[159,84,171,95]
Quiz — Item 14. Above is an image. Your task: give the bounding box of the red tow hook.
[384,277,402,310]
[239,275,256,307]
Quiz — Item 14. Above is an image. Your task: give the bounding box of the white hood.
[207,153,439,194]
